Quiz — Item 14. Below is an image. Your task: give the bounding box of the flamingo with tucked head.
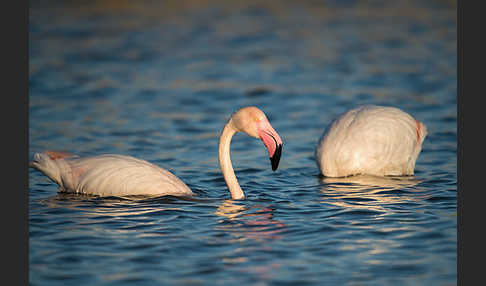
[315,105,427,177]
[29,106,283,200]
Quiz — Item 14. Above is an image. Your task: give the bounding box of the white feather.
[315,105,427,177]
[30,154,193,197]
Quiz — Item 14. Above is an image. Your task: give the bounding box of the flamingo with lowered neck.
[29,106,283,200]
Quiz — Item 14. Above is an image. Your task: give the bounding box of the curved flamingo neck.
[218,119,245,200]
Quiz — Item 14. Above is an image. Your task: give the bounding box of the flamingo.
[315,105,427,177]
[29,106,283,200]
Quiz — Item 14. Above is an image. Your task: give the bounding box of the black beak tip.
[270,144,282,171]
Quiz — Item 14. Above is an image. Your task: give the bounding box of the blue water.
[29,1,457,285]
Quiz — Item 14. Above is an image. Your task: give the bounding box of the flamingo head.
[230,106,283,171]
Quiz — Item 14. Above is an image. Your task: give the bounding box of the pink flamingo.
[30,106,283,200]
[315,105,427,177]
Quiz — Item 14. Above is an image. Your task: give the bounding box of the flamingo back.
[31,153,193,197]
[316,105,427,177]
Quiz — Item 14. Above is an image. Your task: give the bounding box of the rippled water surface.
[29,1,457,285]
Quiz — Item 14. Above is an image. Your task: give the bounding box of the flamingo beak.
[270,142,282,171]
[257,121,283,171]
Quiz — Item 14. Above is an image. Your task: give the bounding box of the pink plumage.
[315,105,427,177]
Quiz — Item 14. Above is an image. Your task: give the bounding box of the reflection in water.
[214,199,247,219]
[214,200,286,280]
[215,199,286,242]
[320,175,423,213]
[38,193,176,210]
[38,193,185,217]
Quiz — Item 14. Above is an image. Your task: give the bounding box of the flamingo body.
[30,153,193,197]
[315,105,427,177]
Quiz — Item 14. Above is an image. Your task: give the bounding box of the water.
[29,0,457,285]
